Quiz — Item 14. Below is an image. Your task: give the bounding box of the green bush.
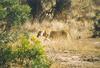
[0,0,31,26]
[0,47,12,65]
[0,5,7,20]
[0,33,50,67]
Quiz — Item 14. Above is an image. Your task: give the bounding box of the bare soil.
[43,38,100,68]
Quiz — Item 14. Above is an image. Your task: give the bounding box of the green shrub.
[0,5,7,20]
[0,47,12,65]
[0,33,50,67]
[0,0,31,27]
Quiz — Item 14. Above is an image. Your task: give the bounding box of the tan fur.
[37,30,68,40]
[49,30,67,39]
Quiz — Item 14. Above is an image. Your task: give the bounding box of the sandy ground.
[42,38,100,68]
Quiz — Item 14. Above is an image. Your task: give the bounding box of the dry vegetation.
[22,19,100,68]
[0,0,100,68]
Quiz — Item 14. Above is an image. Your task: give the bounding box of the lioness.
[49,30,67,39]
[37,30,68,39]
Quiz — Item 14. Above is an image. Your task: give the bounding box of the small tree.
[0,0,31,30]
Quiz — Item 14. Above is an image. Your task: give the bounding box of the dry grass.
[20,12,100,68]
[22,20,100,55]
[45,38,100,68]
